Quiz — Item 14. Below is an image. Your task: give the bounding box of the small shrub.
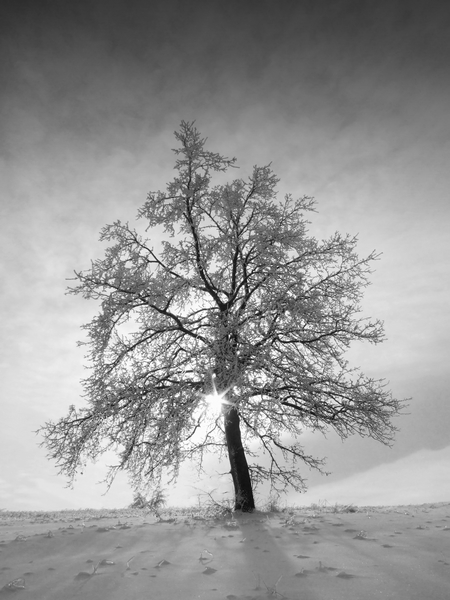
[263,496,286,513]
[130,489,167,519]
[195,491,234,520]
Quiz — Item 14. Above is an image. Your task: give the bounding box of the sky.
[1,0,449,511]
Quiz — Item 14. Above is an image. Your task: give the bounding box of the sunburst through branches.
[202,377,231,415]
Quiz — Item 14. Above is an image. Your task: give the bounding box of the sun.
[202,380,230,414]
[204,390,225,412]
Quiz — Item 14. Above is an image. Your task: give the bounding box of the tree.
[39,121,404,512]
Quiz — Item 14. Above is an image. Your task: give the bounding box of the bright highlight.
[203,380,230,414]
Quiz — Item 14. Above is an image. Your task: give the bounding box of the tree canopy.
[39,121,404,511]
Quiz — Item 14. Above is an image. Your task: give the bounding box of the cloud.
[294,446,450,506]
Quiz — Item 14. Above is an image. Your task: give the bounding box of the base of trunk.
[224,406,255,512]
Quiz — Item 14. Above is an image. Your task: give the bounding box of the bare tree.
[39,122,404,511]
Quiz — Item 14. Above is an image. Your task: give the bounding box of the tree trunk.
[223,405,255,512]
